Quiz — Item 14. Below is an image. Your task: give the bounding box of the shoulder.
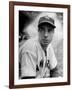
[20,38,37,54]
[47,43,54,53]
[47,43,57,70]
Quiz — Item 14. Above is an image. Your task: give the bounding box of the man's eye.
[48,29,51,32]
[48,29,53,32]
[40,28,44,32]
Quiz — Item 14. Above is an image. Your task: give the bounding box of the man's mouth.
[42,39,49,43]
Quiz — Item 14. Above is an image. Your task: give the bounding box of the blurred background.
[19,11,63,77]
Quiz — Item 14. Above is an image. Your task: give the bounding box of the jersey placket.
[44,50,50,78]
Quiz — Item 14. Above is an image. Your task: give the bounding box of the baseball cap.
[38,16,56,28]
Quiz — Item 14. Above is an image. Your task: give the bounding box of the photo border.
[9,1,70,89]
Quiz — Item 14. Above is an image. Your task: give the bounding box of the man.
[19,15,58,79]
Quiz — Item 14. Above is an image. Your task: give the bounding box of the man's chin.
[40,40,50,47]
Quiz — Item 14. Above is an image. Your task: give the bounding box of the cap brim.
[38,21,56,28]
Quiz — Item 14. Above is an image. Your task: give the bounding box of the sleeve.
[50,65,59,77]
[49,46,57,70]
[20,51,37,78]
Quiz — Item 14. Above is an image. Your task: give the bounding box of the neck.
[40,44,48,51]
[40,44,48,56]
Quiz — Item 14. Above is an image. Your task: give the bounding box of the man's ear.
[52,29,54,33]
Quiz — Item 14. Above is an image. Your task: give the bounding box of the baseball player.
[19,15,58,79]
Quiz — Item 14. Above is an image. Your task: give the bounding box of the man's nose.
[44,31,48,37]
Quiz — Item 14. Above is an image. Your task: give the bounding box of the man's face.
[38,23,54,47]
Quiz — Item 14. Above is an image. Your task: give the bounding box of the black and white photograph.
[19,11,63,79]
[9,1,70,88]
